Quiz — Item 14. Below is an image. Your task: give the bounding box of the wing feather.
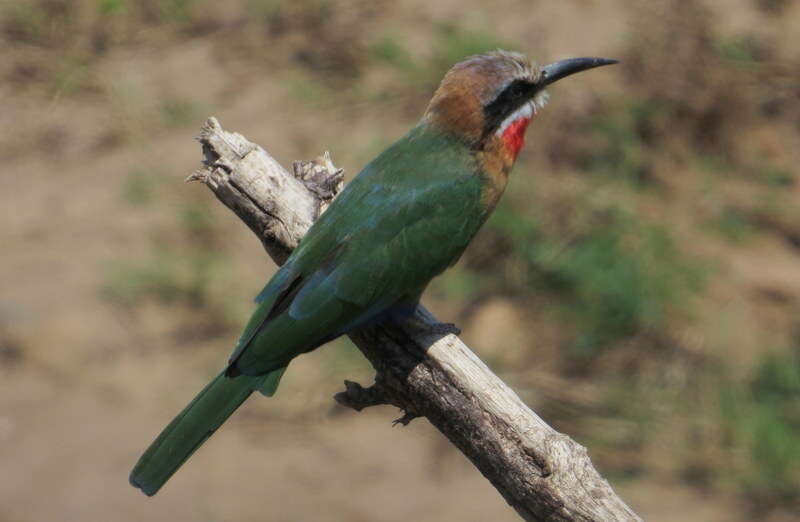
[230,126,485,375]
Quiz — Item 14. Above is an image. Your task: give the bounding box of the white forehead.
[486,50,537,80]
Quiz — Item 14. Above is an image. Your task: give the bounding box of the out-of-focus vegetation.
[105,180,243,330]
[3,0,800,519]
[720,345,800,507]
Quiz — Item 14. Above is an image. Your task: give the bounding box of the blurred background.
[1,0,799,520]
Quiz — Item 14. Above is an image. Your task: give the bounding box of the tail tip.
[129,472,159,497]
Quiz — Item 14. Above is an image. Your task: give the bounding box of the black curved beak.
[539,57,618,87]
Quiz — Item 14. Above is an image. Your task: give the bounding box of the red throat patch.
[501,116,531,160]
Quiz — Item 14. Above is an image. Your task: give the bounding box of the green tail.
[130,366,286,496]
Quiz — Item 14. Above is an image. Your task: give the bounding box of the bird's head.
[423,50,616,161]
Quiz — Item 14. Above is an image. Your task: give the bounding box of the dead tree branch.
[189,117,641,522]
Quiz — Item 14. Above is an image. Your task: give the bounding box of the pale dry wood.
[190,117,642,522]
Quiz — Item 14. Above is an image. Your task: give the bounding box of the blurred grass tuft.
[463,200,703,361]
[720,346,800,508]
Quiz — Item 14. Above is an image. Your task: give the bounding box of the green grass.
[370,35,418,76]
[709,207,756,244]
[151,0,202,24]
[105,237,244,330]
[247,0,280,22]
[122,168,157,206]
[715,37,757,64]
[370,25,509,90]
[106,246,216,305]
[762,166,795,187]
[433,24,508,69]
[97,0,128,16]
[719,346,800,508]
[429,264,486,305]
[161,98,203,128]
[105,192,244,329]
[53,54,90,96]
[473,199,703,360]
[3,1,75,46]
[582,100,666,187]
[285,70,336,106]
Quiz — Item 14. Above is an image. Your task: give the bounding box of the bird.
[130,50,616,496]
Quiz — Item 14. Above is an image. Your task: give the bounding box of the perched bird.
[130,50,616,496]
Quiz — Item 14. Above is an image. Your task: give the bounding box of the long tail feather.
[130,367,285,496]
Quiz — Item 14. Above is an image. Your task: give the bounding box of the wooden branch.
[190,117,641,522]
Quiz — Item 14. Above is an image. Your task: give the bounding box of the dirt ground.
[2,0,799,520]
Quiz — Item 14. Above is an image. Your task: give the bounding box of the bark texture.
[189,117,641,522]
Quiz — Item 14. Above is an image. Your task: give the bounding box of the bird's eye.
[508,81,528,101]
[481,79,536,141]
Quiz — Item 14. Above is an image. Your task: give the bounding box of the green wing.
[228,125,485,376]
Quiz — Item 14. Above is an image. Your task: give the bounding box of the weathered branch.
[333,380,392,412]
[190,117,641,521]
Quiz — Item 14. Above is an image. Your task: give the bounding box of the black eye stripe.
[481,79,537,143]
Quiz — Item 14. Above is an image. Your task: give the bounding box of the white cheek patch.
[495,90,550,136]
